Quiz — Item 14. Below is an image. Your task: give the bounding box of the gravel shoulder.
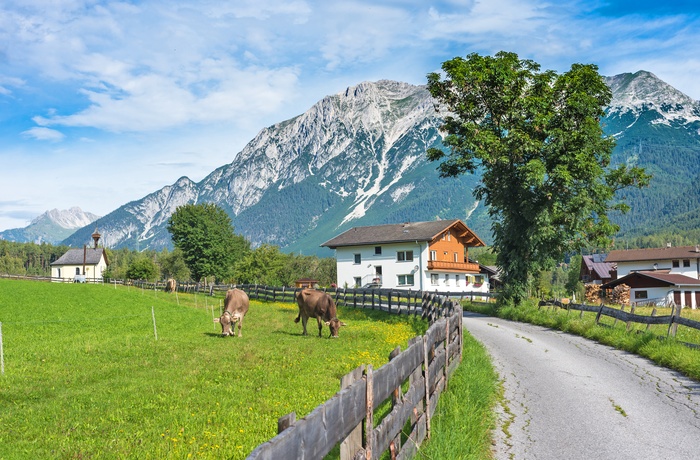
[462,312,700,460]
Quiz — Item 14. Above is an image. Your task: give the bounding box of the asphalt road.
[462,312,700,460]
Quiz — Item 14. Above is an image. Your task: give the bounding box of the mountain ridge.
[0,207,100,245]
[13,71,700,255]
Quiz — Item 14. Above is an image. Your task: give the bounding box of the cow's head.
[220,311,234,337]
[325,317,347,338]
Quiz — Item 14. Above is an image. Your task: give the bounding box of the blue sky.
[1,0,699,232]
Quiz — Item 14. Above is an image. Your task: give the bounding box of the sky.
[1,0,700,232]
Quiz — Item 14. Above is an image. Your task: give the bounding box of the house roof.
[606,246,700,263]
[321,219,485,249]
[51,248,107,266]
[601,270,700,289]
[582,254,615,279]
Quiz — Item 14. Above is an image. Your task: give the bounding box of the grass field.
[0,279,430,459]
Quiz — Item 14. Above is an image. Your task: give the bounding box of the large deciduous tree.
[167,203,250,283]
[427,51,650,305]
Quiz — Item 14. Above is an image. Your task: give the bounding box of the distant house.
[580,254,616,284]
[321,219,488,292]
[601,245,700,308]
[50,228,109,283]
[295,278,319,288]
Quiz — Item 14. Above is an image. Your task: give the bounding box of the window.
[375,246,382,255]
[354,277,361,288]
[354,253,361,264]
[397,250,414,262]
[430,250,436,261]
[445,274,450,286]
[430,274,439,285]
[397,274,414,286]
[455,274,461,286]
[634,290,648,299]
[447,231,451,241]
[474,275,484,285]
[683,259,691,267]
[453,252,459,262]
[672,260,680,268]
[75,267,80,275]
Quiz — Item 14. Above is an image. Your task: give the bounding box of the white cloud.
[21,127,65,142]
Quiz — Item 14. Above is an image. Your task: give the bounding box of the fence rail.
[539,299,700,340]
[247,304,463,460]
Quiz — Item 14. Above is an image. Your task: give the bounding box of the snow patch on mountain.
[391,184,415,203]
[605,71,700,124]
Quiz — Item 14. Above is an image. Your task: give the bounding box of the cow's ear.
[324,321,331,326]
[340,321,347,327]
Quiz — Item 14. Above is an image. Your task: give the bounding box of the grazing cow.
[217,289,250,337]
[295,289,346,338]
[165,278,176,293]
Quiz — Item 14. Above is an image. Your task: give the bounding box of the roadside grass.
[419,332,499,460]
[0,279,430,459]
[464,300,700,382]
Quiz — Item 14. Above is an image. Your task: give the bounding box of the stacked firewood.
[585,283,601,303]
[610,284,631,306]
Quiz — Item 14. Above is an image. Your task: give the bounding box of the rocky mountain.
[62,72,700,255]
[0,207,100,244]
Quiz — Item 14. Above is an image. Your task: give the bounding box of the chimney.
[666,242,672,248]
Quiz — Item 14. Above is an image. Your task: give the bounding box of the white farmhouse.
[602,245,700,308]
[321,219,489,293]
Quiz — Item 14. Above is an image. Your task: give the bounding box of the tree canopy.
[167,203,250,283]
[427,51,650,304]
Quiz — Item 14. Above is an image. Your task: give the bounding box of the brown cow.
[294,289,346,338]
[217,289,250,337]
[165,278,176,293]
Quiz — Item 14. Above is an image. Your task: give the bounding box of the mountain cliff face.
[66,80,486,255]
[61,73,700,254]
[0,207,100,244]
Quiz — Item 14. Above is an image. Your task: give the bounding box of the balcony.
[427,260,480,272]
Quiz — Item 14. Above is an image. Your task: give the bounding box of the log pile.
[610,284,631,306]
[585,283,601,303]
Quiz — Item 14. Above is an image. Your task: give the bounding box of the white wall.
[617,259,700,278]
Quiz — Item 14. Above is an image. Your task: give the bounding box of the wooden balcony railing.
[427,260,480,272]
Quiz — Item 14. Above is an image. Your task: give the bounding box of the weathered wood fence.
[247,303,463,459]
[539,299,700,341]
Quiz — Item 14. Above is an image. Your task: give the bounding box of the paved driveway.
[462,312,700,460]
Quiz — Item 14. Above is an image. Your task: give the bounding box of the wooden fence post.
[340,366,365,460]
[277,412,296,434]
[595,302,604,325]
[423,334,431,440]
[626,305,635,332]
[364,365,374,459]
[389,347,402,454]
[668,304,682,338]
[646,308,657,331]
[444,310,450,387]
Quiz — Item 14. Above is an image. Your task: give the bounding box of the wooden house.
[321,219,488,292]
[601,245,700,308]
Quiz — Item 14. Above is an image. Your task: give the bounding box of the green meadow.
[0,279,434,459]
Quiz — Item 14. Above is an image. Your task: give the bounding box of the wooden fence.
[539,299,700,343]
[247,304,463,460]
